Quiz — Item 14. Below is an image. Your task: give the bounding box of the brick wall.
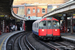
[13,7,18,14]
[25,6,37,17]
[24,5,47,17]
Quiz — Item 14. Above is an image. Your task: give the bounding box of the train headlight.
[55,29,57,31]
[42,29,44,31]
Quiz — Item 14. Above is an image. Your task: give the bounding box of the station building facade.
[13,3,60,20]
[13,0,70,20]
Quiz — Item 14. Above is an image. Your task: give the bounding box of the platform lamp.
[3,15,8,33]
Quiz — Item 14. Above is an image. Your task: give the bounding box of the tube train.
[32,17,61,40]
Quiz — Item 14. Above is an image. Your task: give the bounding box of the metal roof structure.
[0,0,74,20]
[0,0,26,20]
[43,1,75,18]
[0,0,13,15]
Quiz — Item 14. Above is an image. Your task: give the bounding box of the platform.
[61,33,75,42]
[0,31,24,50]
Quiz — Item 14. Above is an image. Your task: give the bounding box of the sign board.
[58,14,62,17]
[0,15,4,17]
[73,14,75,16]
[16,19,20,22]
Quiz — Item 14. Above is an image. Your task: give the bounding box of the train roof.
[33,17,58,24]
[33,19,42,24]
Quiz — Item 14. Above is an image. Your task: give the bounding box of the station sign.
[58,14,62,17]
[58,14,66,17]
[16,19,20,22]
[73,14,75,16]
[0,15,4,17]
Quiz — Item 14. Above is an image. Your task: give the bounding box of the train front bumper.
[39,35,61,40]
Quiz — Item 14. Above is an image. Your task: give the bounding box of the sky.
[13,0,69,5]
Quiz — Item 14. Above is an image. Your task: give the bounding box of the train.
[32,17,61,40]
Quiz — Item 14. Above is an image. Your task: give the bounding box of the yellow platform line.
[0,46,1,50]
[0,35,7,40]
[0,36,8,50]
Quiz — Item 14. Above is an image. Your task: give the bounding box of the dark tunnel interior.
[25,20,35,31]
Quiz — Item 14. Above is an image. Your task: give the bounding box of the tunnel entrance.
[25,20,35,31]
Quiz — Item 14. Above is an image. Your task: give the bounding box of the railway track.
[32,34,58,50]
[32,33,75,50]
[24,35,36,50]
[54,41,75,50]
[18,33,27,50]
[19,33,36,50]
[6,32,75,50]
[6,32,36,50]
[6,32,24,50]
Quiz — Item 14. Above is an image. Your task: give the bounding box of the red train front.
[38,17,61,40]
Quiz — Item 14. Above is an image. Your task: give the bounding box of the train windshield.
[47,21,52,29]
[39,21,46,29]
[53,21,59,28]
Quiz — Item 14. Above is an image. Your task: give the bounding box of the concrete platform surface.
[61,33,75,42]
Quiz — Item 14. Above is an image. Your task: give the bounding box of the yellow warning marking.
[0,35,9,50]
[0,46,1,50]
[0,33,12,40]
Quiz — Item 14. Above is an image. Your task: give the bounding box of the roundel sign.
[28,16,30,19]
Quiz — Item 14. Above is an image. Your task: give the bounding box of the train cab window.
[39,21,46,29]
[53,21,59,28]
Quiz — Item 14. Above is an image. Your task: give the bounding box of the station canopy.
[0,0,26,20]
[42,1,75,19]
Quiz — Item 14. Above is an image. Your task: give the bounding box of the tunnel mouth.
[25,20,35,31]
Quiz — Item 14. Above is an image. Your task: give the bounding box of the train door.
[39,20,47,36]
[46,20,53,36]
[52,21,60,36]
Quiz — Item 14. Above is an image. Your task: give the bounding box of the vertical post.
[3,20,4,32]
[24,21,25,31]
[22,20,25,31]
[65,16,67,33]
[59,17,61,32]
[0,20,1,35]
[59,17,60,24]
[71,15,73,34]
